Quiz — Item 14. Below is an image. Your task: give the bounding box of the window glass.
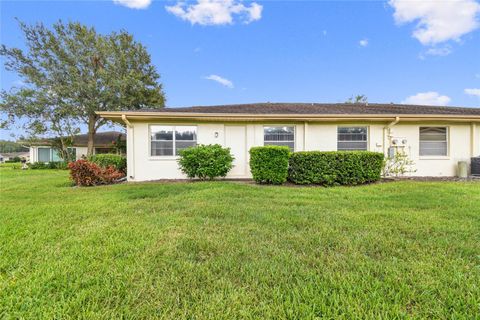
[150,125,197,156]
[38,148,51,162]
[264,126,295,151]
[52,149,62,161]
[175,126,197,155]
[419,127,447,156]
[337,127,368,151]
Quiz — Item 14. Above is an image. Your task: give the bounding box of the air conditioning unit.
[472,157,480,176]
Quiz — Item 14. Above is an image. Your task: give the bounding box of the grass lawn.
[0,167,479,319]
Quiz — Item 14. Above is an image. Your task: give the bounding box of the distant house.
[0,151,30,162]
[28,131,125,163]
[97,103,480,181]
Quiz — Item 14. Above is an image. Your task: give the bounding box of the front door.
[225,125,247,177]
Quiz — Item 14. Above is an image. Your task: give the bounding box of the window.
[419,127,447,156]
[38,148,51,162]
[150,125,197,156]
[37,147,74,162]
[264,126,295,151]
[337,127,368,151]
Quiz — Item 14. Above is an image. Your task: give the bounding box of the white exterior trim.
[125,121,479,181]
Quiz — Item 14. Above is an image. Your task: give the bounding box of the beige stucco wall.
[127,121,478,181]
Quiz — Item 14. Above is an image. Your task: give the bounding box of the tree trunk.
[87,115,96,156]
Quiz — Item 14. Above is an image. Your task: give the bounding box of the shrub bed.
[288,151,384,186]
[29,161,69,170]
[88,154,126,173]
[178,144,234,180]
[68,160,124,186]
[249,146,290,184]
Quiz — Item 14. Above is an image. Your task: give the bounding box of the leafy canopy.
[1,20,165,155]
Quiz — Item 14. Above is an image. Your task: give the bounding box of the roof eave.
[96,111,480,123]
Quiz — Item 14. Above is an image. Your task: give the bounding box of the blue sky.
[1,0,480,140]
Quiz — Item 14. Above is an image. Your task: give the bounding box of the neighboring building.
[28,131,125,163]
[0,151,30,162]
[97,103,480,181]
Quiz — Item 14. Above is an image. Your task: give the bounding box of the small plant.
[383,149,416,177]
[249,146,290,184]
[68,160,124,186]
[178,144,234,180]
[88,154,127,173]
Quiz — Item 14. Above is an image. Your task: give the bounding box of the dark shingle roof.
[72,131,125,147]
[137,103,480,115]
[25,131,125,147]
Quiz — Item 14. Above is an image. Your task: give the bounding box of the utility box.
[472,157,480,176]
[458,161,468,178]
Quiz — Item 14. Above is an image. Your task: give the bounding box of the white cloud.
[424,46,452,56]
[389,0,480,45]
[204,74,234,88]
[165,0,263,25]
[402,91,451,106]
[359,39,368,47]
[464,88,480,97]
[113,0,151,9]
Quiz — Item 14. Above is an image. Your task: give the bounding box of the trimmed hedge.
[88,154,126,173]
[178,144,234,180]
[288,151,384,186]
[249,146,290,184]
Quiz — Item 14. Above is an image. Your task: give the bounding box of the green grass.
[0,167,479,319]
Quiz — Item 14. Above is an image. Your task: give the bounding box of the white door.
[225,125,247,177]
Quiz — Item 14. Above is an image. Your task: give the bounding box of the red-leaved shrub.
[68,160,124,186]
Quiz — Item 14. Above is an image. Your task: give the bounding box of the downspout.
[121,115,134,180]
[383,116,400,155]
[471,123,477,157]
[304,122,308,151]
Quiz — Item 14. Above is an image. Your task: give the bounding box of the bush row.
[29,161,69,170]
[289,151,384,186]
[249,146,384,186]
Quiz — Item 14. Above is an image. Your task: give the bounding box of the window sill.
[148,156,179,161]
[419,156,450,160]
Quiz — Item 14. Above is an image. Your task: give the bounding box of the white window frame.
[149,125,197,159]
[263,125,296,151]
[337,126,369,151]
[419,126,449,159]
[37,147,72,162]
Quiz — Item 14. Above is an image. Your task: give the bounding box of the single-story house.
[97,103,480,181]
[28,131,125,163]
[0,151,30,162]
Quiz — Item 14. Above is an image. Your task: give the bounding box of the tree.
[1,20,165,155]
[346,94,368,104]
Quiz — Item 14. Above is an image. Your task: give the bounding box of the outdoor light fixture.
[214,132,219,138]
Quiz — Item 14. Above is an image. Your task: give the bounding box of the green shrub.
[88,154,126,173]
[249,146,290,184]
[29,162,47,169]
[178,144,234,180]
[288,151,384,186]
[29,161,68,170]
